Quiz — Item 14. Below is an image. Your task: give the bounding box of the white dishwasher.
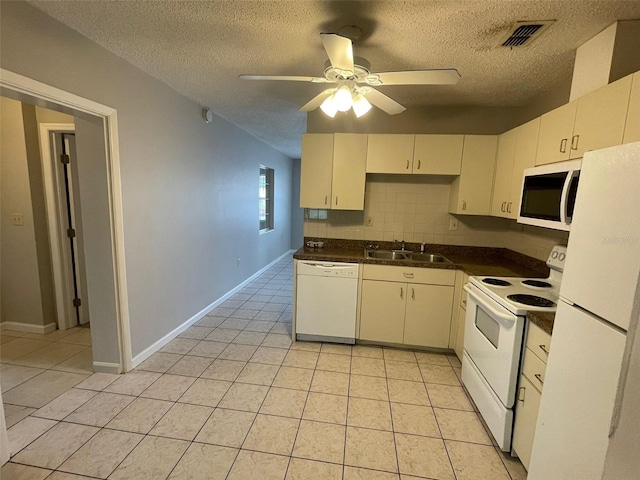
[295,261,359,344]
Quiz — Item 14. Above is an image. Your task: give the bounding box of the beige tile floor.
[2,258,527,479]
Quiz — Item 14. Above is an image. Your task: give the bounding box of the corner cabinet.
[300,133,367,210]
[513,322,552,470]
[359,265,455,348]
[536,73,633,166]
[491,118,540,219]
[449,135,498,215]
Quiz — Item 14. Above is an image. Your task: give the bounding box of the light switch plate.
[366,215,374,227]
[449,217,459,231]
[12,213,24,226]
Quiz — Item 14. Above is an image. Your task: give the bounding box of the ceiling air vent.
[499,21,554,48]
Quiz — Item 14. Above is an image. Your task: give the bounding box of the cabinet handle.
[507,202,512,213]
[403,273,414,279]
[539,344,549,355]
[417,159,421,170]
[518,386,526,402]
[560,138,567,153]
[400,287,403,299]
[335,196,338,206]
[501,202,506,212]
[411,288,415,300]
[462,299,467,307]
[462,200,467,211]
[534,373,544,385]
[571,134,579,151]
[324,195,328,205]
[406,159,410,170]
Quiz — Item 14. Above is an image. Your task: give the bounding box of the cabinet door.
[512,374,541,471]
[623,71,640,144]
[403,284,454,348]
[535,101,577,166]
[448,135,498,215]
[508,117,540,219]
[332,133,367,210]
[300,134,333,208]
[490,128,517,217]
[413,134,464,175]
[359,280,406,343]
[366,134,415,173]
[570,74,632,159]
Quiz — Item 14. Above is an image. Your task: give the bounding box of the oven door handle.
[464,284,516,324]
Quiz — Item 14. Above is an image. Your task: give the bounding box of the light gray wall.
[0,97,47,327]
[1,1,293,358]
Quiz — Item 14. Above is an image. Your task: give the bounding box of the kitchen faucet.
[394,239,407,251]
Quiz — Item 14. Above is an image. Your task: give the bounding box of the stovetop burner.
[507,294,556,308]
[522,279,553,289]
[482,278,512,287]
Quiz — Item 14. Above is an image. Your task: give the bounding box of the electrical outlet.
[449,217,459,231]
[237,258,241,267]
[12,213,24,226]
[366,215,374,227]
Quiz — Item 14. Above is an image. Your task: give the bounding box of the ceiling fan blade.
[372,69,461,86]
[239,74,330,83]
[299,90,333,112]
[320,33,355,74]
[365,89,406,115]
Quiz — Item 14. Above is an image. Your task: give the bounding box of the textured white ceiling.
[29,1,640,158]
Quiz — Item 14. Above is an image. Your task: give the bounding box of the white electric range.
[461,245,566,452]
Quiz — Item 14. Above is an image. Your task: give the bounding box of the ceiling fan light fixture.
[333,86,353,112]
[320,94,338,117]
[352,94,372,117]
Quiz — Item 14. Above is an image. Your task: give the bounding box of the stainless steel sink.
[365,249,411,260]
[411,253,453,264]
[364,249,452,264]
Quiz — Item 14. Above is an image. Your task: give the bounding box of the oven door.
[463,284,525,408]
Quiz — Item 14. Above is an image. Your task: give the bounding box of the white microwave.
[517,159,581,231]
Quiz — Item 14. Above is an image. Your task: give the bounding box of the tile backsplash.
[303,174,568,261]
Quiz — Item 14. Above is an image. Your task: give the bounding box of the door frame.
[1,68,132,372]
[38,124,86,330]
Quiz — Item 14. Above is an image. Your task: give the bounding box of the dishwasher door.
[295,261,359,344]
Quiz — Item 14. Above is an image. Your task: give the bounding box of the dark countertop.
[293,238,549,279]
[527,311,555,335]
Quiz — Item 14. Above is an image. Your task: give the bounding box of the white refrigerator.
[528,142,640,480]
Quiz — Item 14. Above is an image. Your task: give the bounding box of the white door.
[528,300,626,480]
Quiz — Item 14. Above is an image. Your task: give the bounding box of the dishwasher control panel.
[297,261,359,278]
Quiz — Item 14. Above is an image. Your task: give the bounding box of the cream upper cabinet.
[413,134,464,175]
[536,73,633,165]
[491,128,517,218]
[623,71,640,144]
[449,135,498,215]
[570,73,632,158]
[300,133,367,210]
[332,133,368,210]
[300,134,333,208]
[366,134,415,173]
[535,101,577,166]
[507,117,540,219]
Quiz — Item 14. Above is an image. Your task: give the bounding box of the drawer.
[522,346,546,393]
[362,264,455,285]
[526,322,552,363]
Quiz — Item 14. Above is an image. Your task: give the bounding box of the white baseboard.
[1,321,57,334]
[93,362,121,374]
[131,249,294,368]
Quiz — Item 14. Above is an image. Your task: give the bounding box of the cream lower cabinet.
[359,265,455,348]
[513,322,552,470]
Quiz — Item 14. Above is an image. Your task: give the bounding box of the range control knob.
[551,251,559,259]
[559,253,565,261]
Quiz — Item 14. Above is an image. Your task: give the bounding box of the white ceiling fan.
[239,28,461,117]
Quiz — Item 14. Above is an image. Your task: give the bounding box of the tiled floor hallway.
[1,256,526,479]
